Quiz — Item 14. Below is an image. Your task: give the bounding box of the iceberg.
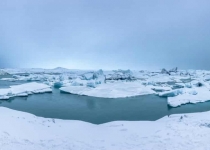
[169,67,178,73]
[81,72,94,80]
[161,68,170,75]
[0,70,9,75]
[68,70,105,88]
[106,69,135,81]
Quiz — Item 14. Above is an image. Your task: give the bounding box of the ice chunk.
[54,81,64,88]
[86,81,96,88]
[70,70,105,87]
[93,69,105,84]
[81,72,94,80]
[185,83,192,88]
[161,68,170,75]
[71,78,86,86]
[106,69,134,80]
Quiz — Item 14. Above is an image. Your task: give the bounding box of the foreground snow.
[0,82,52,99]
[0,107,210,150]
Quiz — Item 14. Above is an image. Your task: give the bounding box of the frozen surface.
[0,82,52,99]
[60,81,155,98]
[0,107,210,150]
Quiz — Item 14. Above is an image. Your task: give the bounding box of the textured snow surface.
[0,107,210,150]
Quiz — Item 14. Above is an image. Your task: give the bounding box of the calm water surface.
[0,79,210,124]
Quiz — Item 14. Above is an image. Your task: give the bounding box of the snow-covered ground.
[1,68,210,107]
[0,107,210,150]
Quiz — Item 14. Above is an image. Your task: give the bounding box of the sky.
[0,0,210,70]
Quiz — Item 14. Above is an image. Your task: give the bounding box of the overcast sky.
[0,0,210,70]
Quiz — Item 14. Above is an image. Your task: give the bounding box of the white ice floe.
[0,82,52,99]
[167,87,210,107]
[60,81,155,98]
[1,107,210,150]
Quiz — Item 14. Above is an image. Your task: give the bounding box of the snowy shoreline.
[0,107,210,150]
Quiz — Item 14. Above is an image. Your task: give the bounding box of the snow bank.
[0,82,52,99]
[60,81,155,98]
[0,107,210,150]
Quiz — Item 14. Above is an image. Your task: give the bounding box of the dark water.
[0,79,210,124]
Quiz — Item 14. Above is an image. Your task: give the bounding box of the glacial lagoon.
[1,79,210,124]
